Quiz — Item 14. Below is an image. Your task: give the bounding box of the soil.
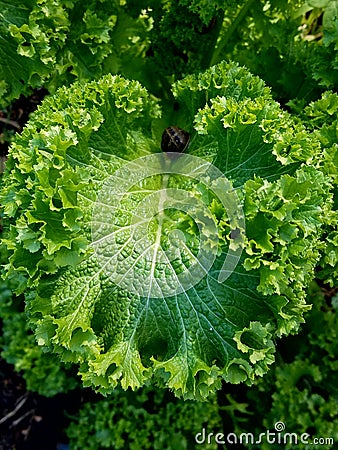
[0,358,72,450]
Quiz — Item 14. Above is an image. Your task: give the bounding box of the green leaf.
[323,1,338,46]
[0,0,154,106]
[1,63,335,399]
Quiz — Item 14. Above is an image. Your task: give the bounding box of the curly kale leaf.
[1,62,336,399]
[0,0,152,106]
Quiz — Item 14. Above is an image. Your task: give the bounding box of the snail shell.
[161,126,190,153]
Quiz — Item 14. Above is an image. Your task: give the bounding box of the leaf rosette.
[1,62,335,399]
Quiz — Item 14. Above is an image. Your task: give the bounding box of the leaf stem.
[200,10,226,71]
[210,0,257,66]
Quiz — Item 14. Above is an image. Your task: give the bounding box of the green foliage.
[2,0,337,109]
[0,279,79,396]
[243,282,338,449]
[66,387,222,450]
[299,91,338,285]
[0,0,152,106]
[211,0,338,104]
[0,0,337,447]
[1,60,337,400]
[147,1,226,80]
[63,283,337,449]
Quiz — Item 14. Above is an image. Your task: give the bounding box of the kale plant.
[1,60,337,399]
[0,0,337,447]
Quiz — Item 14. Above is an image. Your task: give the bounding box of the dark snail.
[161,126,190,153]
